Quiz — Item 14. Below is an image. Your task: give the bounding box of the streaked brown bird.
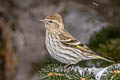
[40,13,114,67]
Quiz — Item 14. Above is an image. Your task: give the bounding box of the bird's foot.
[57,64,70,71]
[63,64,70,69]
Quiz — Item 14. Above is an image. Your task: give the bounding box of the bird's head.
[40,13,64,32]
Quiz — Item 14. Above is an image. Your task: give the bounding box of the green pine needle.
[101,64,120,80]
[39,64,72,80]
[39,63,95,80]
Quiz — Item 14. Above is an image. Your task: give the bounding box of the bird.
[40,13,114,67]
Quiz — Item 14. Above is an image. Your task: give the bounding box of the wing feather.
[59,30,95,54]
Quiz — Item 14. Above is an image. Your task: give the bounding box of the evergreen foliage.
[88,25,120,62]
[101,64,120,80]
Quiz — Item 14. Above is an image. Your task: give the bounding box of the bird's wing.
[59,30,95,54]
[59,30,115,63]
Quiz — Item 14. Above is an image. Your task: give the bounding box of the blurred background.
[0,0,120,80]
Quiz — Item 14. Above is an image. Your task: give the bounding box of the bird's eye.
[49,21,53,23]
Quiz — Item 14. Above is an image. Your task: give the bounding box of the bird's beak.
[40,19,45,22]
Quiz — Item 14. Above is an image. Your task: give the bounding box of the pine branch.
[39,63,120,80]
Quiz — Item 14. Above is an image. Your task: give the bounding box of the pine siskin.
[40,13,114,67]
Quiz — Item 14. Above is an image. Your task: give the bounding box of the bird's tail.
[93,55,115,63]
